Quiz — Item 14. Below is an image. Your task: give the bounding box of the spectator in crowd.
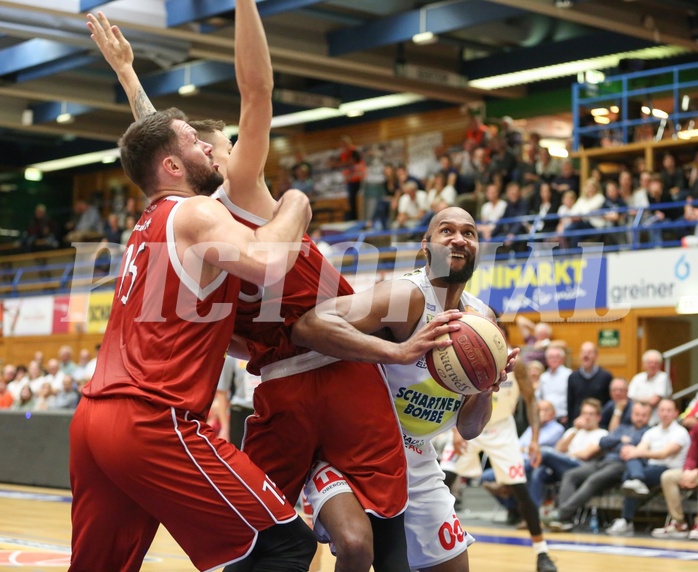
[536,346,572,425]
[651,423,698,539]
[555,189,577,237]
[289,162,314,197]
[116,196,141,228]
[660,152,687,200]
[628,349,672,425]
[102,213,123,244]
[536,148,562,184]
[26,360,46,393]
[529,398,608,508]
[6,365,27,402]
[567,342,613,425]
[544,402,652,532]
[617,171,634,205]
[463,106,490,149]
[362,145,387,226]
[486,136,518,188]
[679,393,698,429]
[420,171,457,227]
[0,377,14,409]
[550,161,579,202]
[43,358,66,393]
[369,163,400,231]
[607,399,690,535]
[34,381,56,411]
[21,203,59,252]
[436,153,459,189]
[456,138,484,194]
[631,171,651,209]
[64,198,103,243]
[518,143,540,192]
[601,377,633,431]
[72,349,93,387]
[561,178,606,249]
[341,142,366,221]
[57,345,77,377]
[491,181,529,251]
[515,316,563,367]
[478,182,507,240]
[602,180,628,246]
[529,183,558,234]
[12,385,36,412]
[686,150,698,199]
[53,375,79,410]
[481,400,565,520]
[498,115,523,156]
[33,351,46,374]
[394,180,428,230]
[643,175,676,245]
[4,364,19,401]
[120,215,136,246]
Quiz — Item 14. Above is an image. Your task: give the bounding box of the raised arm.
[224,0,277,219]
[292,280,461,365]
[86,12,155,119]
[176,189,310,286]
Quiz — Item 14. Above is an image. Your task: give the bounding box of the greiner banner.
[606,247,698,310]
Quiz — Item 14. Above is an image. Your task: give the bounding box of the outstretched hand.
[86,11,134,73]
[396,309,463,365]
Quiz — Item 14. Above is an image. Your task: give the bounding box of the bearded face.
[182,155,224,196]
[425,242,476,284]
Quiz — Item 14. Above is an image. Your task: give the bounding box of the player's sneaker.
[651,520,689,538]
[689,524,698,540]
[606,518,634,536]
[536,552,557,572]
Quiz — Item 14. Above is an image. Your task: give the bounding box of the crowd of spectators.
[271,109,698,252]
[20,195,142,253]
[0,345,98,413]
[464,319,698,539]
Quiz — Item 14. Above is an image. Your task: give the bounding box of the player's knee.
[333,524,373,569]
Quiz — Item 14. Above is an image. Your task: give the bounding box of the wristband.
[613,408,623,416]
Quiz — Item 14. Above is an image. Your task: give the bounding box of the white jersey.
[383,267,490,443]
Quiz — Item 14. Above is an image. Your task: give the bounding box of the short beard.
[425,244,476,284]
[183,157,224,197]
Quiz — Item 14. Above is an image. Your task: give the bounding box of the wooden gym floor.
[1,483,697,571]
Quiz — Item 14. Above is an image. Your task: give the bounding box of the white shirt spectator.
[639,420,690,469]
[481,199,507,223]
[628,370,672,425]
[563,427,608,457]
[426,184,457,210]
[570,192,606,229]
[396,190,429,226]
[536,365,573,419]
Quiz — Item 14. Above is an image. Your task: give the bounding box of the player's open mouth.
[450,252,467,259]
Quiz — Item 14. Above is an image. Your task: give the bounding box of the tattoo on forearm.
[133,88,156,119]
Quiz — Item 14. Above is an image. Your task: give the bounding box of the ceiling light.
[641,106,669,119]
[24,168,43,182]
[28,148,120,172]
[412,32,437,45]
[101,156,118,164]
[610,105,619,113]
[178,64,199,96]
[56,101,74,124]
[678,128,698,140]
[591,108,609,116]
[594,116,611,124]
[467,46,686,90]
[268,93,425,129]
[345,109,365,118]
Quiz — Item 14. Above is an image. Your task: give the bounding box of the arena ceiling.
[0,0,697,170]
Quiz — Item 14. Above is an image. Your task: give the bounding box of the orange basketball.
[426,313,508,394]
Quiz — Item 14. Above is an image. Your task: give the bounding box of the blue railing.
[572,60,698,150]
[0,203,696,297]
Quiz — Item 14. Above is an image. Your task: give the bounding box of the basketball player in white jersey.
[439,332,557,572]
[293,207,521,571]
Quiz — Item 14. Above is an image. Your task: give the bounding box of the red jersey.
[83,196,240,417]
[214,191,353,375]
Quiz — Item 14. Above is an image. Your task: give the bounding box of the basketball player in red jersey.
[87,5,419,570]
[72,22,317,572]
